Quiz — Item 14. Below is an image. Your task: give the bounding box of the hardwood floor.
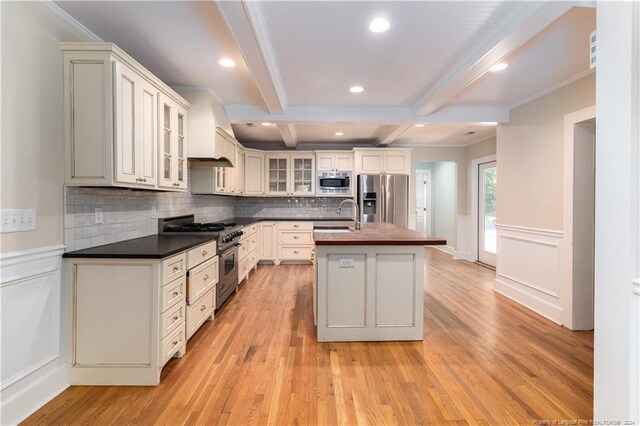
[24,249,593,425]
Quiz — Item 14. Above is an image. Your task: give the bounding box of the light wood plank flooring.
[24,248,593,425]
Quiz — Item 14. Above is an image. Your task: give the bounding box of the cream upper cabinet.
[354,149,411,174]
[244,150,264,196]
[265,153,315,196]
[315,151,354,172]
[158,94,187,190]
[61,43,189,191]
[214,129,237,166]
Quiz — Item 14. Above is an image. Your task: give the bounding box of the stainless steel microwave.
[316,171,353,197]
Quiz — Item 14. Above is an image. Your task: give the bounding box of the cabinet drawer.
[250,249,258,267]
[187,241,216,270]
[162,276,185,313]
[163,253,186,285]
[279,230,313,245]
[239,242,249,260]
[161,325,185,366]
[188,257,218,304]
[278,221,313,231]
[239,258,249,282]
[186,288,215,340]
[249,224,259,235]
[280,246,313,260]
[249,235,258,252]
[161,302,185,339]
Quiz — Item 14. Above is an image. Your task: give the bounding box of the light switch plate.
[339,258,355,268]
[1,209,36,233]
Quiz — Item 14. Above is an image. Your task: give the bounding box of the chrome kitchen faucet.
[337,199,361,230]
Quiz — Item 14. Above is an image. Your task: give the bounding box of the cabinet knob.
[172,340,179,347]
[173,315,179,322]
[294,224,299,228]
[294,236,299,239]
[294,250,299,254]
[200,305,207,311]
[172,291,180,297]
[173,266,180,272]
[203,274,209,281]
[202,250,208,256]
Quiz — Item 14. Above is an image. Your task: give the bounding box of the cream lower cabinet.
[259,222,278,262]
[258,221,315,264]
[239,223,260,283]
[68,252,189,385]
[61,43,189,191]
[185,242,218,340]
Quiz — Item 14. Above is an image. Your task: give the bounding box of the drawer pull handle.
[294,250,299,254]
[172,291,180,297]
[203,274,209,281]
[202,251,208,256]
[294,224,299,228]
[173,266,180,272]
[293,236,299,239]
[200,305,207,311]
[173,315,179,321]
[172,340,179,347]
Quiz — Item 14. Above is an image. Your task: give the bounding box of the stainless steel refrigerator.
[358,174,409,228]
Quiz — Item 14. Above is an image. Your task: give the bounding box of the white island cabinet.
[314,223,445,342]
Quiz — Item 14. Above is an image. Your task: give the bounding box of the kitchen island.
[314,223,446,342]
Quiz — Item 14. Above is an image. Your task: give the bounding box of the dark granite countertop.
[63,234,217,259]
[313,222,447,246]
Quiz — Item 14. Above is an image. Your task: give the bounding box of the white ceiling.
[55,1,596,149]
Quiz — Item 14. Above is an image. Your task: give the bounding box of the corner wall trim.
[40,1,103,42]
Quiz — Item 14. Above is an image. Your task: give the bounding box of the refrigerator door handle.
[380,175,385,222]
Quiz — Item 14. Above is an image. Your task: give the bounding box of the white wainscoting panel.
[0,245,68,425]
[494,224,564,324]
[453,215,474,261]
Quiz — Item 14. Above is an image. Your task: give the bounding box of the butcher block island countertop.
[313,223,446,343]
[313,222,447,246]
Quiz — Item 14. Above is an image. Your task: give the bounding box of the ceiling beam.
[216,1,287,114]
[224,104,509,125]
[412,1,576,115]
[372,125,412,147]
[277,123,298,148]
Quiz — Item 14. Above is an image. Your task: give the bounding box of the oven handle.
[219,243,240,257]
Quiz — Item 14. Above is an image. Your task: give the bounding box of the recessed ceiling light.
[489,62,508,72]
[369,17,390,33]
[334,132,344,136]
[261,122,272,126]
[415,124,425,127]
[218,58,236,68]
[349,86,364,93]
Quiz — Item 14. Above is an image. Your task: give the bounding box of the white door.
[415,171,432,234]
[478,161,497,267]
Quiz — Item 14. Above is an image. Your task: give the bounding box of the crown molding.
[41,0,103,42]
[509,69,595,110]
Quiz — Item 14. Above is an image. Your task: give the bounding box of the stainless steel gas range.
[159,215,244,309]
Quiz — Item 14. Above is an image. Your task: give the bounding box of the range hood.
[178,89,235,167]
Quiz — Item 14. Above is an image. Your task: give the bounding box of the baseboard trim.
[494,277,563,325]
[432,245,455,255]
[0,363,68,425]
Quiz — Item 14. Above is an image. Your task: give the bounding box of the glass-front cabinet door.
[158,95,173,189]
[291,155,315,196]
[174,106,187,190]
[266,155,289,195]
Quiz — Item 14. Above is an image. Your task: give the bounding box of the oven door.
[219,244,239,285]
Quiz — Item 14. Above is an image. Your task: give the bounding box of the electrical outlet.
[0,209,36,233]
[339,258,355,268]
[94,208,104,224]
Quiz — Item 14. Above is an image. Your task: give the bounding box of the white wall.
[594,2,639,422]
[494,74,595,325]
[0,2,95,424]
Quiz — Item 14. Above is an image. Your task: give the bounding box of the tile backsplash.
[234,197,352,219]
[64,187,235,251]
[64,188,352,251]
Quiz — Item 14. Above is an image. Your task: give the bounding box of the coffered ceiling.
[54,1,595,149]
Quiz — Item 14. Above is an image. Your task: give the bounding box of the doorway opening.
[416,170,432,235]
[563,106,596,331]
[478,161,497,267]
[416,162,456,253]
